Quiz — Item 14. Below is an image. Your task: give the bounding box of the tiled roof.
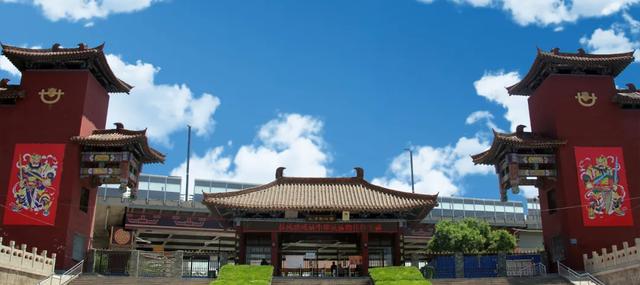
[507,48,635,96]
[1,43,132,93]
[0,84,25,100]
[70,123,165,163]
[203,168,438,213]
[471,125,565,165]
[614,84,640,105]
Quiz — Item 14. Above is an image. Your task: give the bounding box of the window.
[547,189,558,214]
[79,187,90,213]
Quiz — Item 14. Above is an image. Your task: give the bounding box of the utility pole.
[405,148,415,193]
[185,125,192,201]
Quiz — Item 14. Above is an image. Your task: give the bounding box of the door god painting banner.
[574,147,633,227]
[3,144,66,226]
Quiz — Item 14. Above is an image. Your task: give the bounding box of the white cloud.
[520,186,539,199]
[34,0,155,21]
[0,55,19,78]
[0,0,157,23]
[105,54,220,146]
[579,28,640,60]
[372,136,493,196]
[465,110,502,131]
[418,0,640,27]
[623,12,640,33]
[170,113,331,195]
[473,71,529,131]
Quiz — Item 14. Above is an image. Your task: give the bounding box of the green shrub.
[210,264,273,285]
[369,267,432,285]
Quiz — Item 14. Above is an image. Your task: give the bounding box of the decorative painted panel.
[574,147,633,227]
[3,144,65,226]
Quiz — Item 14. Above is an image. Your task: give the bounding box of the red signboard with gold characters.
[3,144,65,226]
[574,147,633,227]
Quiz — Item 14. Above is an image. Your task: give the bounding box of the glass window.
[485,205,495,212]
[440,202,451,210]
[514,206,524,214]
[505,206,515,213]
[463,204,474,211]
[495,205,505,212]
[453,203,463,210]
[474,204,485,211]
[148,182,165,191]
[138,181,149,190]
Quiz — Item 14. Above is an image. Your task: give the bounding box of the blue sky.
[1,0,639,203]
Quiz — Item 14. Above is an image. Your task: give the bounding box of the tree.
[427,218,516,253]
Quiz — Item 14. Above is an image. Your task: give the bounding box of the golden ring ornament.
[38,88,64,105]
[575,91,597,107]
[113,228,131,245]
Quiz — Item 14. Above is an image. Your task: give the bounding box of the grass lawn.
[210,264,274,285]
[369,267,432,285]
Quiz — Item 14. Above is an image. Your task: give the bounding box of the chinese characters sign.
[574,147,633,227]
[3,144,66,226]
[242,221,398,233]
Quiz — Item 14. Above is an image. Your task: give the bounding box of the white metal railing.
[38,260,84,285]
[507,260,546,277]
[557,262,604,285]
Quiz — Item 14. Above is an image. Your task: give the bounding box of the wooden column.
[393,232,402,266]
[271,232,280,276]
[237,228,246,264]
[361,231,369,276]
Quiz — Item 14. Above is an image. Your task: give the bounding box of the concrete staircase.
[431,274,570,285]
[70,275,211,285]
[272,277,372,285]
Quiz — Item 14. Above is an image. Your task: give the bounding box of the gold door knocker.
[39,88,64,105]
[575,91,597,107]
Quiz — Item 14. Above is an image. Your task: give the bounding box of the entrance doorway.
[280,233,363,277]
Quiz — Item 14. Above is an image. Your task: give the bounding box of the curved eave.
[507,49,635,96]
[471,131,566,165]
[70,136,165,164]
[1,43,132,93]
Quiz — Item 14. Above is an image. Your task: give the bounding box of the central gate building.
[202,167,438,276]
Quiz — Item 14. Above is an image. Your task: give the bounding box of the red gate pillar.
[361,231,369,276]
[271,232,280,276]
[237,228,246,264]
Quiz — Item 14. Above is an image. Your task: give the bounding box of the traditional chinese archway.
[203,167,437,276]
[472,48,640,270]
[0,43,164,269]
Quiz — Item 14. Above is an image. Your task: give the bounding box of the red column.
[271,232,280,276]
[393,232,402,266]
[361,231,369,276]
[237,227,246,264]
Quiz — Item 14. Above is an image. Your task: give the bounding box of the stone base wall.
[593,263,640,285]
[0,266,47,285]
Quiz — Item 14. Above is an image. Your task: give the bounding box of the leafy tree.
[488,229,517,252]
[427,218,516,253]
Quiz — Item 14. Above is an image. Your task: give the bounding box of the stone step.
[272,277,372,285]
[70,275,211,285]
[431,274,570,285]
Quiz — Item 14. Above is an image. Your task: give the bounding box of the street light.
[404,148,415,193]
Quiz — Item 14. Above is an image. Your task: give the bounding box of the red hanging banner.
[574,147,633,227]
[3,144,66,226]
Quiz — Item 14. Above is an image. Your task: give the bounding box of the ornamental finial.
[354,167,364,179]
[516,125,526,135]
[114,122,124,130]
[626,83,636,91]
[275,167,286,179]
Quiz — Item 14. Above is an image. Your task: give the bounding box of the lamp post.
[405,148,415,193]
[185,125,192,202]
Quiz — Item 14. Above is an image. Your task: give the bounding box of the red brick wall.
[0,70,109,269]
[528,73,640,270]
